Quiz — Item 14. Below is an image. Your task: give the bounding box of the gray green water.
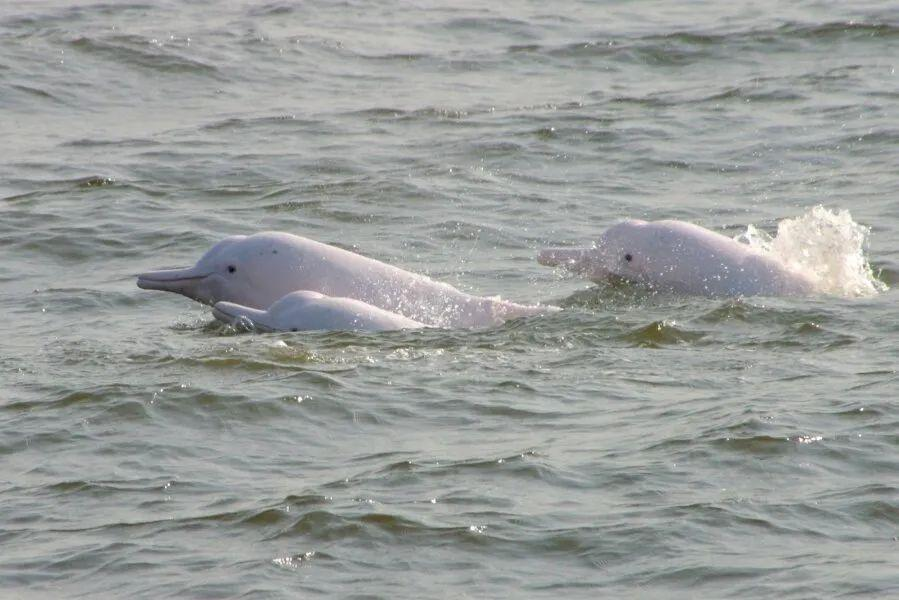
[2,1,898,598]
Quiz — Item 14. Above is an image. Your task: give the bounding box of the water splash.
[735,206,887,298]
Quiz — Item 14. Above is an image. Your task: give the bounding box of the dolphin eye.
[227,265,236,273]
[625,253,633,262]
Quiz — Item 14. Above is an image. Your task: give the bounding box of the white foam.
[734,206,887,298]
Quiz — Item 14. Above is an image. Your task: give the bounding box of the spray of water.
[734,206,887,298]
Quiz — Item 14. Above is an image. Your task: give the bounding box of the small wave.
[697,300,753,323]
[67,35,220,76]
[3,174,117,192]
[247,2,296,17]
[60,138,160,148]
[429,220,510,244]
[264,509,492,545]
[621,320,705,348]
[507,44,541,53]
[838,129,899,147]
[715,434,796,455]
[271,550,333,570]
[3,384,148,416]
[262,199,322,213]
[337,450,554,488]
[702,86,805,103]
[444,16,534,34]
[359,52,431,62]
[608,94,675,108]
[199,114,318,131]
[548,40,618,59]
[1,3,155,29]
[536,20,898,69]
[77,175,115,187]
[9,84,64,103]
[545,35,718,65]
[779,21,899,40]
[735,206,888,297]
[410,107,469,119]
[343,107,406,119]
[797,64,864,84]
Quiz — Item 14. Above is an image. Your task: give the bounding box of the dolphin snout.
[212,301,269,331]
[538,248,587,268]
[211,302,238,324]
[136,267,208,291]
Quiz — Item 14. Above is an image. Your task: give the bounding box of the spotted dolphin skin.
[539,219,816,297]
[138,231,555,328]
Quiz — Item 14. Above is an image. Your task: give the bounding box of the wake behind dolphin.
[138,232,556,329]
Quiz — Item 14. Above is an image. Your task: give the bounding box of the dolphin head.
[212,291,342,333]
[137,233,302,308]
[211,300,271,331]
[539,219,652,283]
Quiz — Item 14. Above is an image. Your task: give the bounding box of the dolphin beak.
[137,266,207,290]
[539,247,610,281]
[538,248,588,268]
[212,301,270,331]
[137,266,210,300]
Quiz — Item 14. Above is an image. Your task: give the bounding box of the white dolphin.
[539,219,816,297]
[212,291,427,333]
[138,232,554,328]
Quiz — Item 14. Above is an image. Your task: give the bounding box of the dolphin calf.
[539,219,816,297]
[212,291,427,333]
[138,232,555,328]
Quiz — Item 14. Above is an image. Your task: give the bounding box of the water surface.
[1,1,897,598]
